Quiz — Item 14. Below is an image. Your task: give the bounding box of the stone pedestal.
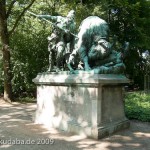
[33,72,130,139]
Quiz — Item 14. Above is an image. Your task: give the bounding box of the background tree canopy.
[0,0,150,98]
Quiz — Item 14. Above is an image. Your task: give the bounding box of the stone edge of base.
[57,119,130,139]
[97,119,130,139]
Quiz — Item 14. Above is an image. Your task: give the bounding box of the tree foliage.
[108,0,150,88]
[0,0,36,101]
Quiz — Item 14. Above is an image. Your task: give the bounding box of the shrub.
[9,19,50,97]
[125,92,150,122]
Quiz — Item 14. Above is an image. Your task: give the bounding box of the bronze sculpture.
[28,11,129,74]
[37,10,76,71]
[67,16,129,74]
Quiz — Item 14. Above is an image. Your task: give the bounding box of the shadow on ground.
[0,98,150,150]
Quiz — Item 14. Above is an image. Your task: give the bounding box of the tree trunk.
[0,0,36,101]
[2,36,13,102]
[0,1,13,102]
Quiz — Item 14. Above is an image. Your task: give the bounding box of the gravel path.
[0,98,150,150]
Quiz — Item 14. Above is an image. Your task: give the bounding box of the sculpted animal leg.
[78,45,91,71]
[83,56,91,71]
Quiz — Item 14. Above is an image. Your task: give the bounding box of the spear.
[27,10,77,38]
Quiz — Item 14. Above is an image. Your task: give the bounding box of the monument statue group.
[32,10,130,139]
[37,10,129,74]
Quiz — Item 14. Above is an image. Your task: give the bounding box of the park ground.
[0,98,150,150]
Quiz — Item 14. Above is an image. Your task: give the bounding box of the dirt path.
[0,98,150,150]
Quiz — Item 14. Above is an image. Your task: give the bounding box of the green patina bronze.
[37,10,76,72]
[67,16,129,74]
[29,11,129,74]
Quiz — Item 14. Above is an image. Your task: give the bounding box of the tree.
[0,0,36,101]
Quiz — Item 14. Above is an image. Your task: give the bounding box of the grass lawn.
[125,91,150,122]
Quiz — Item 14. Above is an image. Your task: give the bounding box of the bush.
[10,30,49,97]
[9,17,50,97]
[125,92,150,122]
